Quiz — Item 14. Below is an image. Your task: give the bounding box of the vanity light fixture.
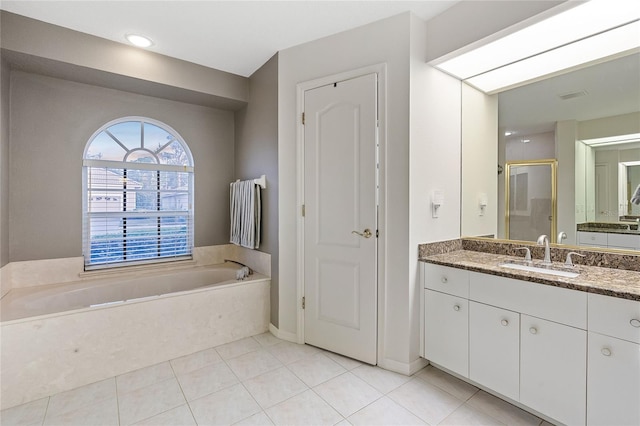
[581,133,640,147]
[431,0,640,94]
[125,34,154,48]
[505,131,514,136]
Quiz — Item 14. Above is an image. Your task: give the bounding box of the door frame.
[295,64,387,364]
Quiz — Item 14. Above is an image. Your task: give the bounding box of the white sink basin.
[498,262,579,278]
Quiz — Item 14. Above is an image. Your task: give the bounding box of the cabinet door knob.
[453,304,460,311]
[631,318,640,328]
[529,327,538,335]
[441,276,448,284]
[501,319,509,326]
[601,348,612,356]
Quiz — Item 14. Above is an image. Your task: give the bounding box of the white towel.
[632,184,640,206]
[230,180,261,249]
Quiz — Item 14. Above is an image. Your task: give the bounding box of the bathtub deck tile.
[43,396,118,426]
[46,378,116,419]
[215,337,261,360]
[170,347,223,376]
[116,361,175,395]
[133,404,196,426]
[0,397,49,426]
[118,377,186,426]
[175,361,239,401]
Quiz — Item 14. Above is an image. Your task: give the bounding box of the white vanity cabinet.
[469,301,519,401]
[423,264,469,377]
[520,315,586,426]
[423,263,589,425]
[586,294,640,426]
[577,230,640,250]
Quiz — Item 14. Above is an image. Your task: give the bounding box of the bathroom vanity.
[420,247,640,426]
[576,222,640,250]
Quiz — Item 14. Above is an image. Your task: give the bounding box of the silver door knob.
[501,319,509,326]
[453,305,460,311]
[630,319,640,328]
[352,229,372,238]
[601,348,612,356]
[529,327,538,335]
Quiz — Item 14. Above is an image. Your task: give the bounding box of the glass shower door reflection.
[505,160,557,243]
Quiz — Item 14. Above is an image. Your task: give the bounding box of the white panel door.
[303,73,377,364]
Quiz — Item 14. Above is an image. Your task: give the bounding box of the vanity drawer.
[577,231,607,246]
[423,263,469,298]
[588,293,640,343]
[469,272,587,329]
[607,233,640,250]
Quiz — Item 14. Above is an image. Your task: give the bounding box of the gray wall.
[235,54,279,326]
[9,71,235,262]
[0,58,9,267]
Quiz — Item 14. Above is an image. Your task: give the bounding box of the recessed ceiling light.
[522,139,531,144]
[126,34,153,48]
[505,131,513,136]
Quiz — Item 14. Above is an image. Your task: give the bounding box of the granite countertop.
[420,250,640,301]
[577,227,640,235]
[577,222,640,235]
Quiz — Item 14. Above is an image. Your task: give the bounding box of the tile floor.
[1,333,553,426]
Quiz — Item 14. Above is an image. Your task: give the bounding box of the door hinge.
[302,112,305,125]
[302,204,305,217]
[376,229,379,238]
[302,296,305,309]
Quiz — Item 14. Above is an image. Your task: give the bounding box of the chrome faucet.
[536,235,551,264]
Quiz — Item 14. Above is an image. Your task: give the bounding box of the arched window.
[83,117,194,269]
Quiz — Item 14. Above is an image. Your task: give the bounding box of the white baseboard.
[268,323,298,343]
[378,356,428,376]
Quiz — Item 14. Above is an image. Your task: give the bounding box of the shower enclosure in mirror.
[505,160,557,243]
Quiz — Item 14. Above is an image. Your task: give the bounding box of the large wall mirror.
[462,51,640,252]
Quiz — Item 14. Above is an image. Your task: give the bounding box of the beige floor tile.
[189,383,262,425]
[233,410,274,425]
[216,337,261,360]
[335,420,353,426]
[267,341,321,365]
[44,397,118,426]
[287,352,346,387]
[466,391,542,426]
[266,389,343,426]
[0,397,49,426]
[46,378,116,418]
[118,377,186,425]
[347,396,426,426]
[388,378,464,425]
[134,404,196,425]
[226,349,283,381]
[253,332,283,348]
[313,372,382,418]
[243,367,308,409]
[117,362,175,395]
[324,352,363,370]
[351,364,411,394]
[540,421,555,426]
[416,365,479,401]
[440,403,505,426]
[170,348,223,376]
[175,361,238,401]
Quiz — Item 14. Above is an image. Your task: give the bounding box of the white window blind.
[83,117,194,270]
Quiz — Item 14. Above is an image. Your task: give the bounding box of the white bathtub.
[0,263,270,410]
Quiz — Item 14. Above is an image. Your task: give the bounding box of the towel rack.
[231,174,266,189]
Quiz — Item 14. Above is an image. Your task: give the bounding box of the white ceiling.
[0,0,459,77]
